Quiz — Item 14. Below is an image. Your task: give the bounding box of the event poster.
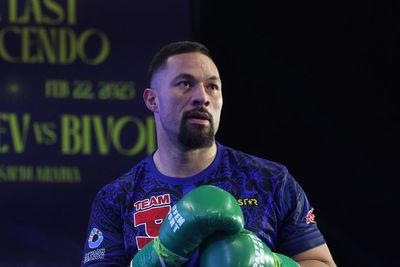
[0,0,192,265]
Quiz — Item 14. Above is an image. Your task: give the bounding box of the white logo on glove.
[249,233,266,266]
[168,205,186,233]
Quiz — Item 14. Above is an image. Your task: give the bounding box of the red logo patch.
[305,208,316,224]
[133,194,171,249]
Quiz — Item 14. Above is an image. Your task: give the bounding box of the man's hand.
[200,229,299,267]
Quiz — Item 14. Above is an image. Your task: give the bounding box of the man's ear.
[143,88,159,112]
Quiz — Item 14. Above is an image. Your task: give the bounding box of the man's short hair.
[147,41,212,85]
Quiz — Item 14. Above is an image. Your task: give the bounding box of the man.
[81,41,336,266]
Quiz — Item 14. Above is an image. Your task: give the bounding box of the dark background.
[1,0,398,266]
[193,0,398,266]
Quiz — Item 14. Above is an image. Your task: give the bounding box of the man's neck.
[153,142,217,178]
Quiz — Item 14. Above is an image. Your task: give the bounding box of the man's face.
[150,52,223,149]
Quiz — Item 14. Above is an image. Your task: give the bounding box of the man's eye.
[209,84,219,90]
[178,81,191,88]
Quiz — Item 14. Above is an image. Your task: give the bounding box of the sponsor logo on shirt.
[134,194,171,210]
[84,248,105,264]
[88,228,104,249]
[305,208,316,224]
[238,198,258,206]
[133,193,171,249]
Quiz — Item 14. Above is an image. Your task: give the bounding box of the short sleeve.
[276,173,326,256]
[80,187,129,266]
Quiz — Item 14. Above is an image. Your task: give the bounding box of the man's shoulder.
[97,156,150,197]
[221,144,288,174]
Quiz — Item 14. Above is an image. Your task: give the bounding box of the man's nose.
[191,84,210,107]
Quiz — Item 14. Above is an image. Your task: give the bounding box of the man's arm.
[292,244,336,267]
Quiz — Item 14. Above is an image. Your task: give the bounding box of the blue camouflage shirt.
[81,142,325,266]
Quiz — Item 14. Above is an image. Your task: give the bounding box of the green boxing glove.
[131,185,245,267]
[200,229,300,267]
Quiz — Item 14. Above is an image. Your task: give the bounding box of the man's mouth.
[185,110,211,125]
[188,111,210,120]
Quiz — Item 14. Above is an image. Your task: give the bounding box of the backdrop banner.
[0,0,191,265]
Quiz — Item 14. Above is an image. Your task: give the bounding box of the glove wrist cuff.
[153,237,188,265]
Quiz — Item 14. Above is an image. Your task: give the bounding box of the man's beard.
[178,110,215,149]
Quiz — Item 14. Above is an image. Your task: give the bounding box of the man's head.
[144,41,223,150]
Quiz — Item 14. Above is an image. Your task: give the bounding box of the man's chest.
[122,187,278,252]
